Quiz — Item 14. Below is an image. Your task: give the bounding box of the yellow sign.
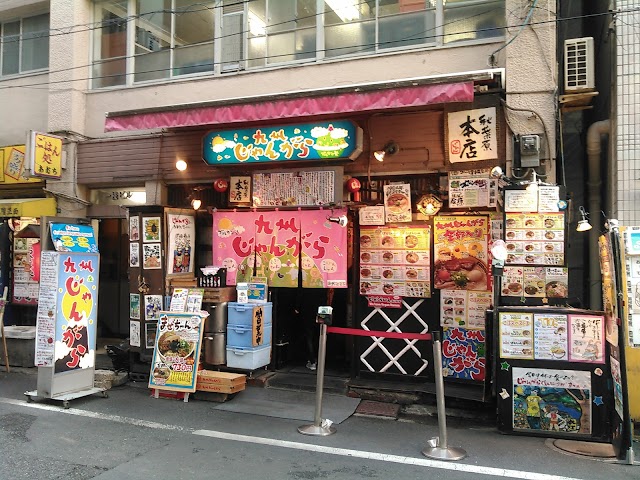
[30,132,63,179]
[0,198,56,218]
[0,145,41,184]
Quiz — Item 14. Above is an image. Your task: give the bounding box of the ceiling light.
[373,141,400,162]
[325,0,360,22]
[176,159,187,171]
[576,206,592,232]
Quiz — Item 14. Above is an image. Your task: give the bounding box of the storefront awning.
[0,198,57,217]
[104,82,474,132]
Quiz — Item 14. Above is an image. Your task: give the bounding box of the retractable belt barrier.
[298,323,467,462]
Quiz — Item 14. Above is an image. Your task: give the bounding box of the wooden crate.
[197,370,246,386]
[196,382,246,394]
[202,287,237,303]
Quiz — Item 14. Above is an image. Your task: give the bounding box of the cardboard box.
[196,382,246,394]
[197,370,246,386]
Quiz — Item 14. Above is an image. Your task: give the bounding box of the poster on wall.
[12,236,40,305]
[130,321,141,347]
[504,213,565,266]
[148,311,205,393]
[512,367,592,435]
[299,208,348,288]
[433,215,489,291]
[440,290,490,328]
[448,169,497,209]
[166,211,195,275]
[359,225,431,298]
[447,107,497,163]
[213,211,256,286]
[501,266,569,298]
[143,244,161,269]
[499,312,534,359]
[533,313,568,360]
[610,356,624,418]
[144,295,163,321]
[568,314,605,363]
[129,293,140,319]
[252,170,336,207]
[143,217,161,243]
[129,243,140,268]
[130,216,140,241]
[383,184,412,223]
[442,327,486,381]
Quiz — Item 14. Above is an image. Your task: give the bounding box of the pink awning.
[104,82,474,132]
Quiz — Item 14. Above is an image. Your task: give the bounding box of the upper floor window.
[92,0,504,88]
[1,13,50,76]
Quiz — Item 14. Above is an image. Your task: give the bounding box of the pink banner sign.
[299,209,348,288]
[213,211,256,285]
[254,211,300,288]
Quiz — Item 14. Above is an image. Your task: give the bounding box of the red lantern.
[213,178,229,192]
[346,178,361,202]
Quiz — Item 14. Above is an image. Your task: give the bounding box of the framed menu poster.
[499,312,534,359]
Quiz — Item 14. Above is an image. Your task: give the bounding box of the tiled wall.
[616,1,640,223]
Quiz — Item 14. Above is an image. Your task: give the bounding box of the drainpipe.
[586,120,610,310]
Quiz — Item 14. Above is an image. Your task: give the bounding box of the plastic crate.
[227,302,272,327]
[226,345,271,370]
[226,323,272,348]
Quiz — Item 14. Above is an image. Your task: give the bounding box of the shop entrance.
[272,287,350,373]
[97,218,129,338]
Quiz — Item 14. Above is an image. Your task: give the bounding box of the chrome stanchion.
[298,319,336,436]
[422,331,467,461]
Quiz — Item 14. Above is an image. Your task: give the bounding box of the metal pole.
[422,331,467,461]
[298,322,336,436]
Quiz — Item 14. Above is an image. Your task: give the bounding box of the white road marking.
[0,396,585,480]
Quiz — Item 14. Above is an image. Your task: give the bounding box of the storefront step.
[265,371,349,395]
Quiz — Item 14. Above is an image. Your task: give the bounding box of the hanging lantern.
[346,177,361,202]
[417,193,443,216]
[213,178,229,192]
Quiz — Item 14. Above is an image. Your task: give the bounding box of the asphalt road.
[0,371,637,480]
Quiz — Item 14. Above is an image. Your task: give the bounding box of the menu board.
[12,236,40,305]
[359,226,431,298]
[148,311,205,393]
[448,169,497,209]
[504,212,565,266]
[533,313,568,360]
[501,266,568,298]
[440,290,490,329]
[499,312,534,359]
[568,314,605,363]
[252,170,335,207]
[433,215,489,291]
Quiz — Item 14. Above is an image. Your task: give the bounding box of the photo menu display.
[359,226,431,298]
[504,212,565,266]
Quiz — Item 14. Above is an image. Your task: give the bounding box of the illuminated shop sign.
[202,121,362,165]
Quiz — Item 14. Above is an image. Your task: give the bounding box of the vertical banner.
[253,211,300,288]
[35,251,59,366]
[213,211,256,285]
[166,211,196,275]
[598,234,619,345]
[442,327,486,381]
[433,215,489,291]
[299,208,348,288]
[54,253,99,374]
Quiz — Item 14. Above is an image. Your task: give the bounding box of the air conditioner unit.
[564,37,595,92]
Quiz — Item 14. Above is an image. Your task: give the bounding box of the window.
[91,1,504,88]
[1,14,50,76]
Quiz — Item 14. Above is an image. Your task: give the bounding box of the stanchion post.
[298,308,336,436]
[421,330,467,461]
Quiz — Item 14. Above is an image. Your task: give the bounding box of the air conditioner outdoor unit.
[564,37,594,92]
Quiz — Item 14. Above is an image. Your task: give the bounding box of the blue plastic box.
[227,302,272,327]
[226,323,272,348]
[226,345,271,370]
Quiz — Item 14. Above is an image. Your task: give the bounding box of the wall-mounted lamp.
[526,171,539,193]
[327,215,348,227]
[176,159,188,171]
[416,193,443,216]
[373,141,399,162]
[576,206,592,232]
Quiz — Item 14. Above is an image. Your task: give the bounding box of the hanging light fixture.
[373,141,400,162]
[576,206,592,232]
[175,159,187,171]
[417,193,443,216]
[526,170,539,193]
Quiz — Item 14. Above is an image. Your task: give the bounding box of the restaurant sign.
[202,121,362,165]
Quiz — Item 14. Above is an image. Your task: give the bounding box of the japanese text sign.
[50,223,98,253]
[29,131,63,179]
[203,121,362,164]
[447,107,497,163]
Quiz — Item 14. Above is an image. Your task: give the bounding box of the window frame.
[0,12,50,78]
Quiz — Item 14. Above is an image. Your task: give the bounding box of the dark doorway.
[97,218,129,338]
